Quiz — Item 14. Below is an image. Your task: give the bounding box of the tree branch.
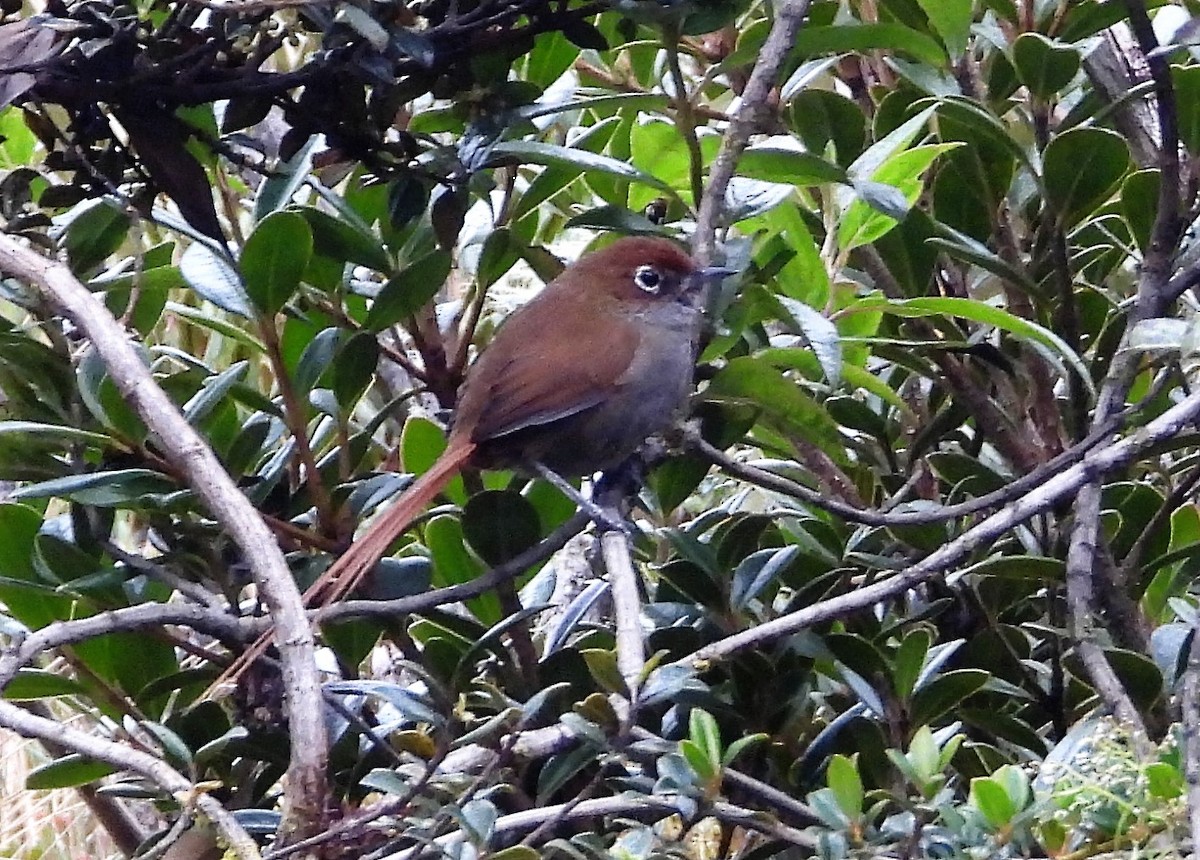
[0,235,330,841]
[692,0,812,264]
[672,387,1200,667]
[0,700,260,859]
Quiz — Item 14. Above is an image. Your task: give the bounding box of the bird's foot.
[530,462,632,535]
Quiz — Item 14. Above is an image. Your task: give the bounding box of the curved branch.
[673,387,1200,667]
[0,603,248,690]
[686,403,1130,527]
[392,795,816,860]
[0,700,260,859]
[0,235,329,840]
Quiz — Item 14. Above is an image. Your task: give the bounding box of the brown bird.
[213,236,732,690]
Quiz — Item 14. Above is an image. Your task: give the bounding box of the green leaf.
[476,227,520,288]
[299,206,392,272]
[778,296,843,386]
[166,301,264,351]
[10,469,175,506]
[180,242,254,318]
[366,251,452,331]
[254,135,318,219]
[849,105,939,183]
[332,331,379,408]
[970,776,1016,830]
[1146,761,1184,799]
[426,515,501,625]
[735,147,847,186]
[793,24,947,68]
[679,738,717,781]
[26,755,117,789]
[1173,65,1200,155]
[461,490,541,566]
[581,648,626,695]
[1012,33,1080,99]
[910,668,989,726]
[487,140,671,193]
[721,732,767,766]
[757,202,830,306]
[1121,168,1160,255]
[892,628,931,700]
[906,725,942,783]
[839,143,960,250]
[729,545,799,609]
[806,787,851,829]
[459,798,498,846]
[915,0,972,59]
[488,847,541,860]
[517,93,671,123]
[688,708,722,770]
[1043,127,1130,226]
[826,754,863,819]
[564,205,670,236]
[65,200,129,275]
[844,296,1092,391]
[959,555,1065,581]
[241,211,313,316]
[786,89,867,167]
[184,362,248,426]
[705,356,842,455]
[3,669,87,700]
[926,224,1042,299]
[0,421,112,448]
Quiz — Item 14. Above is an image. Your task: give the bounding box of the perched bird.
[213,236,731,689]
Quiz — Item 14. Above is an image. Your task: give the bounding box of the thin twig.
[686,404,1129,527]
[663,23,706,209]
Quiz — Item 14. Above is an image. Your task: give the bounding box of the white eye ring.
[634,265,662,293]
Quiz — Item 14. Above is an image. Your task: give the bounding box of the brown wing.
[454,289,638,444]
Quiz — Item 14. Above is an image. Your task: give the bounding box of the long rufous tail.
[203,439,476,699]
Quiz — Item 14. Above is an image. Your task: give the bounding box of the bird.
[210,236,733,692]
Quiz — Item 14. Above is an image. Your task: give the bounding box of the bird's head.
[565,236,735,308]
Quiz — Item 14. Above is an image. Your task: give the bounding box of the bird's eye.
[634,265,662,293]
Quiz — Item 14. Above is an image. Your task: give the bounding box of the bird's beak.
[680,265,736,310]
[698,266,737,281]
[683,265,736,293]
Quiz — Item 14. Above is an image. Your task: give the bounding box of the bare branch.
[0,603,247,689]
[389,795,816,860]
[1065,483,1151,746]
[601,531,646,699]
[685,405,1129,527]
[0,700,260,860]
[1121,0,1184,320]
[692,0,813,264]
[673,387,1200,667]
[0,235,330,839]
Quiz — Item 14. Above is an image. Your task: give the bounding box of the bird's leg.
[528,462,632,534]
[592,453,647,514]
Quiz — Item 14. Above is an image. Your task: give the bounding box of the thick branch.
[692,0,812,263]
[0,235,329,841]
